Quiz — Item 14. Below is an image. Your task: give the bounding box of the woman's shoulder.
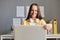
[40,19,45,21]
[22,19,30,25]
[23,19,30,23]
[39,19,46,25]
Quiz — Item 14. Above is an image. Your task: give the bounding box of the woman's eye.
[31,10,33,11]
[31,10,37,12]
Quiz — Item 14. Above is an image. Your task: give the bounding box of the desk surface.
[47,34,60,38]
[1,32,60,39]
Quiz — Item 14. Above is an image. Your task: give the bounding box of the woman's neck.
[32,18,36,20]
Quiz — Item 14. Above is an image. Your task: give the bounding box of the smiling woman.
[22,3,52,32]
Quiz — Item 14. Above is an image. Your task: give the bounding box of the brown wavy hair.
[26,3,42,20]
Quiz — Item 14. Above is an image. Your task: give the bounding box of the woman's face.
[30,5,38,18]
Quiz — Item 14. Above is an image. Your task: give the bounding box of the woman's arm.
[44,24,52,32]
[41,19,52,32]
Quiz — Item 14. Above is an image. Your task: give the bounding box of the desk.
[1,33,60,40]
[47,34,60,40]
[1,32,14,40]
[47,34,60,38]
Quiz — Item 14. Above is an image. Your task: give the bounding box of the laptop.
[14,25,47,40]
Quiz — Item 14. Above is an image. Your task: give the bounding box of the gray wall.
[0,0,60,35]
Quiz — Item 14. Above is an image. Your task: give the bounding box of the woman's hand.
[44,24,52,32]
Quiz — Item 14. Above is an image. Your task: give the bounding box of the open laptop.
[14,25,47,40]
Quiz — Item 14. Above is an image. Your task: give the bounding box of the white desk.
[1,33,60,40]
[1,25,60,40]
[47,34,60,38]
[1,34,60,40]
[47,34,60,40]
[1,32,14,40]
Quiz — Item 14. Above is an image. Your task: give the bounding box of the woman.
[22,3,52,31]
